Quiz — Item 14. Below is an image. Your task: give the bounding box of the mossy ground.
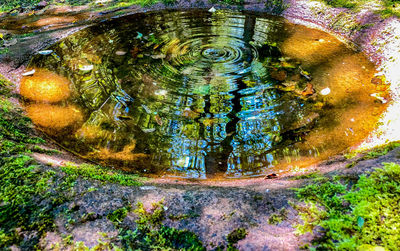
[0,76,205,250]
[295,162,400,250]
[2,0,400,249]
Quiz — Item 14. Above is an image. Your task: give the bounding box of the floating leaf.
[136,32,143,39]
[370,93,387,103]
[141,104,151,114]
[151,54,166,59]
[115,50,127,56]
[320,87,331,95]
[79,65,94,72]
[22,69,35,76]
[155,89,167,96]
[208,7,216,12]
[299,67,311,80]
[154,114,163,126]
[38,50,53,55]
[142,128,155,133]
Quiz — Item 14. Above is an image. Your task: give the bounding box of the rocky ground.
[2,0,400,250]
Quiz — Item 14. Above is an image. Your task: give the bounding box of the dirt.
[2,0,400,249]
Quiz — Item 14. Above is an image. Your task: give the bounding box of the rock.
[37,1,48,8]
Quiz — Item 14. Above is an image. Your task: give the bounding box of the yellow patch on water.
[26,104,83,134]
[281,25,346,67]
[20,69,71,103]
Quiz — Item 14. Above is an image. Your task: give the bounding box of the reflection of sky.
[29,11,289,179]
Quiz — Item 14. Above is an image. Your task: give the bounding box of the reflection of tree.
[29,10,316,178]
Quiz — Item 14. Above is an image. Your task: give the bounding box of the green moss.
[0,77,59,248]
[60,162,144,186]
[107,205,131,224]
[295,162,400,250]
[268,208,288,224]
[346,141,400,168]
[118,200,205,250]
[290,171,322,180]
[226,227,247,250]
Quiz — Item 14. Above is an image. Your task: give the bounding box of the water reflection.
[23,10,388,179]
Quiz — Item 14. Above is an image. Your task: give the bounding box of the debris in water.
[320,87,331,95]
[154,114,163,126]
[155,89,167,96]
[79,65,94,72]
[151,54,166,59]
[136,32,143,39]
[370,93,388,103]
[264,173,278,179]
[208,7,216,13]
[38,50,53,55]
[142,128,156,133]
[115,50,127,56]
[141,104,151,114]
[301,83,315,96]
[299,67,311,80]
[22,69,35,76]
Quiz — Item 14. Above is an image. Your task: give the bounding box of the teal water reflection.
[24,10,387,179]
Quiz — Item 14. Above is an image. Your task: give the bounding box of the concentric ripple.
[23,10,388,179]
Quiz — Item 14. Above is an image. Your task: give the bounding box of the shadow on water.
[20,9,388,179]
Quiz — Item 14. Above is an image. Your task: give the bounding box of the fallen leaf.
[299,67,311,80]
[301,83,314,96]
[38,50,53,55]
[270,69,287,81]
[208,7,216,12]
[154,114,163,126]
[79,65,93,72]
[264,173,278,179]
[115,50,127,56]
[142,128,155,133]
[141,104,151,114]
[320,87,331,96]
[136,32,143,39]
[22,69,35,76]
[130,47,140,58]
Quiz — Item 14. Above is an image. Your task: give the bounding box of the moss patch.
[60,162,144,187]
[295,162,400,250]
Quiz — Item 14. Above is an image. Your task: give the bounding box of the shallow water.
[22,10,389,179]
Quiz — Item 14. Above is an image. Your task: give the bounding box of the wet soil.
[2,0,400,249]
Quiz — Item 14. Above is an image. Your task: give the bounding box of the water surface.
[22,10,389,179]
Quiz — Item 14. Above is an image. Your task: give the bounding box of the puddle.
[21,10,389,179]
